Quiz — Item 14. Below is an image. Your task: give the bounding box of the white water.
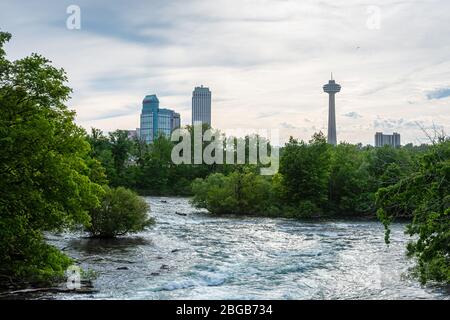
[42,197,447,300]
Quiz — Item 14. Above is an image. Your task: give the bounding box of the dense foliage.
[0,32,103,285]
[190,132,424,218]
[377,139,449,284]
[87,186,153,238]
[192,167,280,216]
[278,133,331,216]
[86,125,249,195]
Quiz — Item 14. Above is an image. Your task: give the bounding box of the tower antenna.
[331,72,333,80]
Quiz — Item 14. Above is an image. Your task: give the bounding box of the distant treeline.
[89,127,432,218]
[86,125,275,196]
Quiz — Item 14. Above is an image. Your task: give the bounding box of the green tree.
[377,139,449,284]
[136,134,173,194]
[278,132,331,215]
[364,145,414,191]
[328,143,370,215]
[109,130,132,183]
[0,32,103,285]
[191,167,280,216]
[86,128,115,183]
[86,186,153,238]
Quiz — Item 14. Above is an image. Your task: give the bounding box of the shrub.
[87,186,153,238]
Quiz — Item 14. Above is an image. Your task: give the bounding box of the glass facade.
[139,95,181,143]
[158,109,174,137]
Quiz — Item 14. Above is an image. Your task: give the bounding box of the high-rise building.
[323,74,341,146]
[375,132,401,148]
[192,85,211,126]
[139,94,180,143]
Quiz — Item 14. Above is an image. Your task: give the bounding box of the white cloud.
[1,0,449,144]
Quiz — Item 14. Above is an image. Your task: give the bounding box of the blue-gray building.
[139,94,180,143]
[192,85,211,126]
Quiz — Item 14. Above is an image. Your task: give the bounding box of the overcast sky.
[1,0,449,145]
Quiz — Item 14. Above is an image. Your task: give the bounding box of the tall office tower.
[375,132,401,148]
[140,94,159,143]
[323,74,341,146]
[140,94,181,143]
[192,85,211,126]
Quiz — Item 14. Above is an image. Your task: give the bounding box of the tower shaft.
[327,93,337,146]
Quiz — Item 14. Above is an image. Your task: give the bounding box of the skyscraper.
[139,94,180,143]
[323,74,341,146]
[192,85,211,126]
[375,132,401,148]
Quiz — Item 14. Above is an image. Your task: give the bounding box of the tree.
[86,128,115,183]
[109,130,133,183]
[364,145,414,191]
[136,134,173,194]
[0,32,103,285]
[191,166,280,216]
[86,186,153,238]
[278,132,331,215]
[377,139,449,284]
[328,143,370,215]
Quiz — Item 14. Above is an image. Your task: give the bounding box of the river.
[39,197,447,300]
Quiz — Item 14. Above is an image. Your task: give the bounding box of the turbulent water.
[38,197,447,300]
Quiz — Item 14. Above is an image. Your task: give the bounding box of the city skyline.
[1,0,449,145]
[108,82,407,147]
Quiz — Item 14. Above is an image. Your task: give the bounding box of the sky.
[1,0,449,145]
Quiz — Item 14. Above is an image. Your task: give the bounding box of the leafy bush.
[87,186,153,238]
[191,169,279,215]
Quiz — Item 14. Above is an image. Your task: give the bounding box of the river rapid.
[38,197,448,300]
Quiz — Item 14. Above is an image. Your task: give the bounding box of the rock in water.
[117,267,129,270]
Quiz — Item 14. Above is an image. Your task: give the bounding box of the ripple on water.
[39,197,449,300]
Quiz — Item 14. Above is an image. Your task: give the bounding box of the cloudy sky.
[1,0,449,145]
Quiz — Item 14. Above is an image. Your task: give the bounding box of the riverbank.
[136,190,387,220]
